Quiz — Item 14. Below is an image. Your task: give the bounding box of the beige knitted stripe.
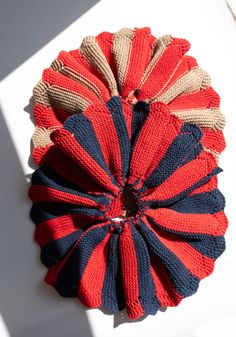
[112,28,134,92]
[172,108,225,130]
[50,58,105,102]
[60,67,104,102]
[33,80,51,106]
[33,79,91,113]
[50,59,63,71]
[47,86,91,113]
[151,37,158,58]
[80,35,118,96]
[138,34,173,89]
[149,56,189,102]
[203,147,220,163]
[158,67,211,104]
[32,127,58,147]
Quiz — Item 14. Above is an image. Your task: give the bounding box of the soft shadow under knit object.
[28,27,228,320]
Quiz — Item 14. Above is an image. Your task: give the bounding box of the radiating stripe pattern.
[28,27,227,320]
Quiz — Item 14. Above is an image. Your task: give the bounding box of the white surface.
[227,0,236,18]
[0,0,236,336]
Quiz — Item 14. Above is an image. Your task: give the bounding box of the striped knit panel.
[29,27,227,320]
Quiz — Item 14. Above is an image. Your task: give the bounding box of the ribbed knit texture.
[28,27,228,320]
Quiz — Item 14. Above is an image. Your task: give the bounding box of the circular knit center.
[108,186,139,221]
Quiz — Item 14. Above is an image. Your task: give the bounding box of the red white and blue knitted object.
[28,27,228,319]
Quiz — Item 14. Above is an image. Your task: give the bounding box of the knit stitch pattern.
[28,27,228,320]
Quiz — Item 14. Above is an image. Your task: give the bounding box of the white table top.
[1,0,236,336]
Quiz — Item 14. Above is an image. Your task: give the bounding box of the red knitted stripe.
[68,48,112,89]
[42,68,101,105]
[138,38,190,99]
[189,175,218,195]
[44,148,111,194]
[135,115,182,190]
[50,128,120,195]
[33,104,62,127]
[122,27,152,98]
[57,51,110,102]
[156,55,198,97]
[28,185,102,208]
[83,104,123,186]
[168,87,220,110]
[201,129,225,153]
[119,223,144,319]
[156,233,214,279]
[145,208,228,236]
[141,151,217,202]
[128,102,170,185]
[150,255,183,307]
[96,31,117,77]
[35,215,82,246]
[33,145,52,166]
[78,232,110,307]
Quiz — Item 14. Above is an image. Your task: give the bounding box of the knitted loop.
[28,27,228,320]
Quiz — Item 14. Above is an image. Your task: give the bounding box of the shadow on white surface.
[0,0,100,80]
[99,307,148,328]
[112,305,167,328]
[0,106,94,337]
[24,97,38,171]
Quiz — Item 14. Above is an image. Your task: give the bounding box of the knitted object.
[28,27,228,320]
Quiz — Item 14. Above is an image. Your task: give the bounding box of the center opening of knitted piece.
[108,185,139,221]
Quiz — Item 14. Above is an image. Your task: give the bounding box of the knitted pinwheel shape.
[28,27,228,320]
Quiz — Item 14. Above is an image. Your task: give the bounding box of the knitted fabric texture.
[28,27,228,320]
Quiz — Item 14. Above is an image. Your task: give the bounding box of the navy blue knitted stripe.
[63,113,117,184]
[101,228,125,312]
[140,167,222,208]
[188,236,226,259]
[131,100,150,148]
[146,215,226,259]
[40,229,84,268]
[138,123,203,193]
[32,163,109,205]
[138,219,200,297]
[106,96,131,181]
[170,189,225,214]
[55,225,110,297]
[30,202,104,224]
[130,222,160,314]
